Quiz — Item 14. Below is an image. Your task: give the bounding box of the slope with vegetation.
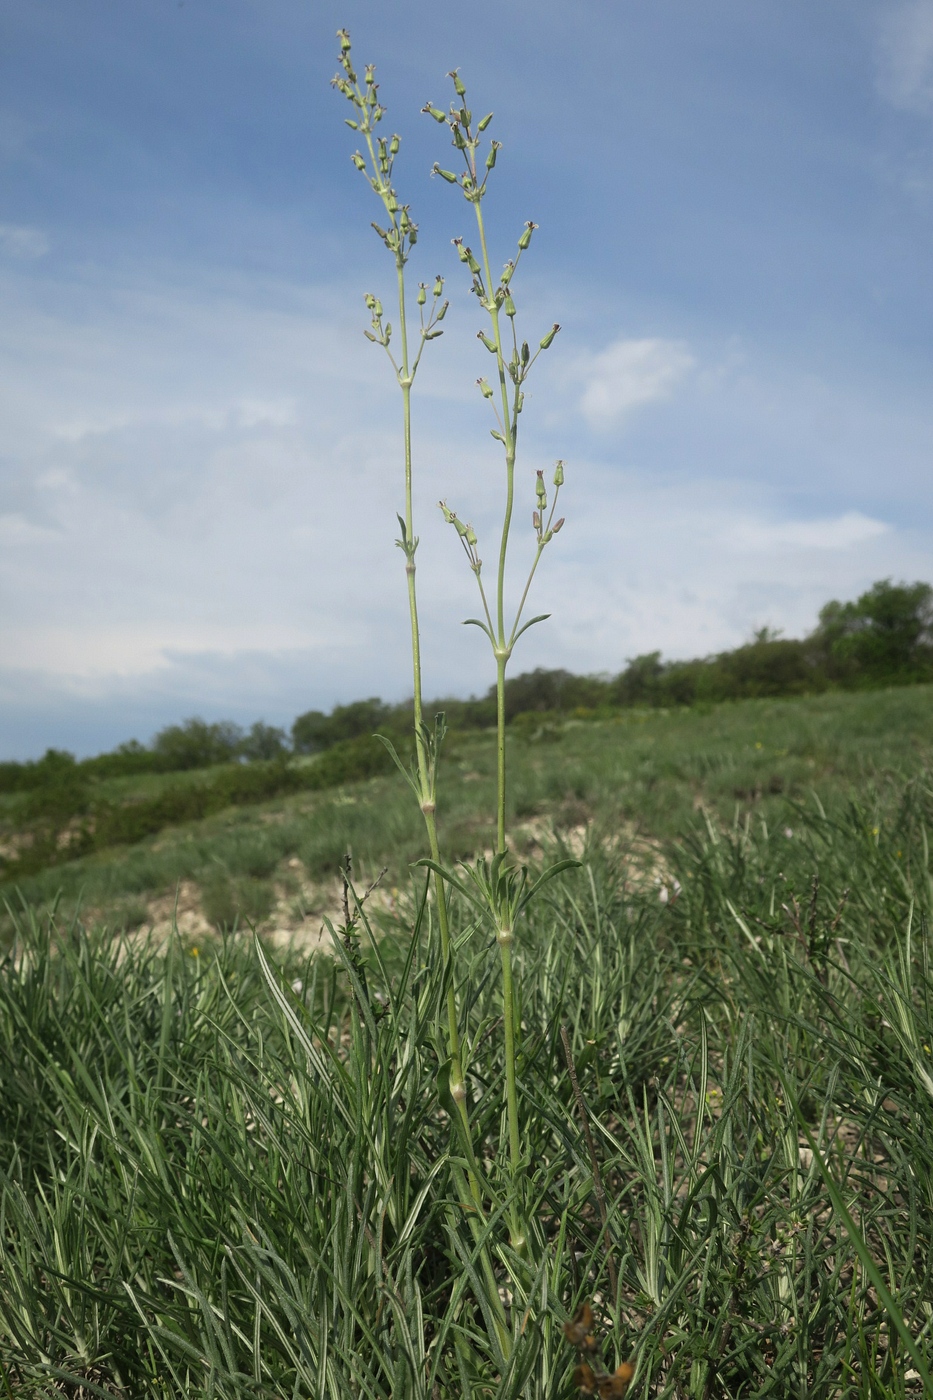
[1,682,932,1394]
[1,578,931,892]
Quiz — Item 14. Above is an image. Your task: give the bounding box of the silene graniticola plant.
[332,30,577,1321]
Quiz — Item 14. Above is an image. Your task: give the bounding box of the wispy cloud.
[730,511,890,554]
[578,337,695,429]
[876,0,933,114]
[0,223,50,260]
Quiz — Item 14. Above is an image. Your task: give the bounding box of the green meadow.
[2,685,933,1395]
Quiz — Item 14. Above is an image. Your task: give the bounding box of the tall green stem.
[474,201,514,858]
[472,192,529,1257]
[394,271,478,1193]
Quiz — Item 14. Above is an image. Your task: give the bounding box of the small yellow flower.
[755,741,763,750]
[191,946,199,957]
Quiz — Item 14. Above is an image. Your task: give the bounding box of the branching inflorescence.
[332,31,575,1354]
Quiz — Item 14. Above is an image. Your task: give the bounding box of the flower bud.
[351,152,366,171]
[553,460,564,486]
[532,510,540,530]
[423,104,447,123]
[478,331,498,352]
[384,322,392,343]
[345,119,359,130]
[363,330,377,342]
[477,377,494,399]
[365,65,376,86]
[536,470,547,505]
[389,133,400,155]
[417,283,427,306]
[490,429,505,444]
[521,341,530,365]
[371,223,387,241]
[485,141,500,171]
[465,524,477,547]
[477,111,494,131]
[504,294,516,318]
[408,224,418,245]
[436,299,449,320]
[518,221,537,250]
[552,517,565,533]
[460,108,472,127]
[501,260,514,286]
[374,299,383,318]
[539,323,560,350]
[449,70,466,97]
[364,293,376,311]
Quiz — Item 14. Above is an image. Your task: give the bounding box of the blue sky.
[2,0,933,757]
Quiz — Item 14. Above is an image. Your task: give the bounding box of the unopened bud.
[436,299,449,321]
[553,460,564,486]
[372,223,387,241]
[478,331,498,352]
[536,470,547,504]
[365,65,376,86]
[417,284,427,306]
[374,299,383,317]
[532,510,541,530]
[449,69,466,97]
[504,294,516,318]
[552,517,565,532]
[466,248,481,274]
[389,133,400,155]
[518,221,537,250]
[451,124,467,151]
[423,104,447,123]
[486,141,500,171]
[539,323,560,350]
[477,377,494,398]
[465,524,477,547]
[521,341,530,365]
[345,119,359,130]
[477,111,494,132]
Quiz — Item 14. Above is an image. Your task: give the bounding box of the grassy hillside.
[2,685,931,948]
[2,683,932,1393]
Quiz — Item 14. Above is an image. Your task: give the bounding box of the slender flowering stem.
[331,38,508,1337]
[427,73,567,1256]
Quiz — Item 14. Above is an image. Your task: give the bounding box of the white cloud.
[0,223,50,260]
[730,511,890,553]
[578,337,694,429]
[876,1,933,114]
[0,256,931,756]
